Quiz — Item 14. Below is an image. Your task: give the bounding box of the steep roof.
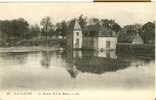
[98,26,116,37]
[67,20,82,33]
[74,20,81,30]
[67,20,116,37]
[85,25,116,37]
[85,24,99,33]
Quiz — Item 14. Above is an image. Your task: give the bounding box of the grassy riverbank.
[0,46,64,52]
[0,38,66,47]
[117,43,155,59]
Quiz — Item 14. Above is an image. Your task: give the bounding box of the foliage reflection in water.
[0,50,154,90]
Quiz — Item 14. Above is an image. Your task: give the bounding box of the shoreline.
[0,46,63,53]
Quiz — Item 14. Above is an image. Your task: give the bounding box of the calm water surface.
[0,50,154,90]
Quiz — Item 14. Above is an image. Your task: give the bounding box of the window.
[76,32,79,36]
[76,38,79,48]
[76,39,79,45]
[106,41,111,49]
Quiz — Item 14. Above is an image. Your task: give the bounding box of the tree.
[118,24,142,43]
[0,20,11,39]
[100,19,121,34]
[78,15,87,32]
[29,24,40,39]
[60,21,68,38]
[55,22,62,37]
[0,18,29,40]
[112,23,121,34]
[40,16,53,37]
[140,22,155,44]
[88,18,100,26]
[11,18,29,38]
[55,20,68,38]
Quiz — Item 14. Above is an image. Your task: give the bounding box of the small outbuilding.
[66,20,83,49]
[83,24,117,51]
[132,33,144,44]
[67,19,118,51]
[97,26,117,51]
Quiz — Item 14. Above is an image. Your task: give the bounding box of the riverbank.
[117,43,155,58]
[0,46,64,53]
[0,38,66,47]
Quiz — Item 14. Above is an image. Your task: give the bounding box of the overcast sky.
[0,2,155,27]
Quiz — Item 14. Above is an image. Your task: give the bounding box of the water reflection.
[73,50,82,58]
[72,50,117,59]
[72,50,117,58]
[41,51,51,68]
[0,52,28,65]
[0,49,154,90]
[97,50,117,59]
[65,50,130,77]
[66,65,79,78]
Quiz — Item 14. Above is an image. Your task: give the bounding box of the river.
[0,49,154,100]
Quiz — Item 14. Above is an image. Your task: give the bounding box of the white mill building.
[67,19,117,51]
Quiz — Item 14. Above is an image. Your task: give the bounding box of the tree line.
[0,15,155,46]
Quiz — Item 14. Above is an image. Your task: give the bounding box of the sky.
[0,2,155,27]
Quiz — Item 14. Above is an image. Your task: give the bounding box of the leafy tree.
[40,16,53,37]
[0,20,11,39]
[55,23,62,37]
[29,24,40,39]
[118,24,142,43]
[78,15,87,31]
[0,18,29,40]
[92,18,100,25]
[88,18,100,26]
[55,20,68,38]
[100,19,121,34]
[11,18,29,38]
[112,23,121,34]
[140,22,155,44]
[60,21,68,38]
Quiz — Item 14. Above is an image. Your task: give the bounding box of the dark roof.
[67,20,84,33]
[68,21,116,37]
[85,25,99,33]
[85,25,116,37]
[98,26,116,37]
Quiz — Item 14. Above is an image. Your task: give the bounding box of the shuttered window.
[106,41,111,49]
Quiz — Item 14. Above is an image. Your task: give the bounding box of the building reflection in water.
[39,49,130,78]
[97,50,117,59]
[73,50,82,58]
[66,65,79,78]
[72,50,117,59]
[65,50,130,78]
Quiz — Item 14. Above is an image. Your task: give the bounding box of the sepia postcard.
[0,2,155,100]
